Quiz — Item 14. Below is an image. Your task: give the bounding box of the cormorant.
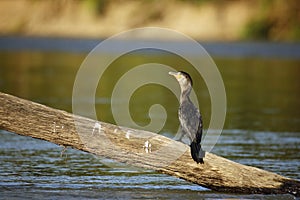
[169,71,205,164]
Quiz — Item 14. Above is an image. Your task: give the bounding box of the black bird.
[169,71,205,164]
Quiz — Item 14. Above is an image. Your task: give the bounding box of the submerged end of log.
[0,92,299,197]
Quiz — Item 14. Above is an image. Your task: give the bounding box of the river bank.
[0,0,299,41]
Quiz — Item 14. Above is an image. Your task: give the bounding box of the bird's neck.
[180,86,192,104]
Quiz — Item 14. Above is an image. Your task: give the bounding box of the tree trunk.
[0,92,299,197]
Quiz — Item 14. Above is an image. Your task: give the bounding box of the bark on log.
[0,92,299,197]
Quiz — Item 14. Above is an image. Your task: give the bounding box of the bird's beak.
[169,71,181,80]
[168,71,178,76]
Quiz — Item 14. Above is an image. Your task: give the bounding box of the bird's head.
[169,71,193,90]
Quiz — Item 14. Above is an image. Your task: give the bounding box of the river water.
[0,37,299,199]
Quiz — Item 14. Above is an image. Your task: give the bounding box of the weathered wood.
[0,92,299,196]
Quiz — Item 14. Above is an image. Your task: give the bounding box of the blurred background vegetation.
[241,0,300,41]
[0,0,299,41]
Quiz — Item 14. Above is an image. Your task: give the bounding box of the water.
[0,37,299,199]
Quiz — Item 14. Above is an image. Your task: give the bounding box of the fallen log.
[0,92,299,197]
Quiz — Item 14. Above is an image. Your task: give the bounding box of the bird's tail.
[190,141,205,164]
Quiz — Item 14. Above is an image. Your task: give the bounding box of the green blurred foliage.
[242,0,300,41]
[83,0,109,15]
[243,18,274,40]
